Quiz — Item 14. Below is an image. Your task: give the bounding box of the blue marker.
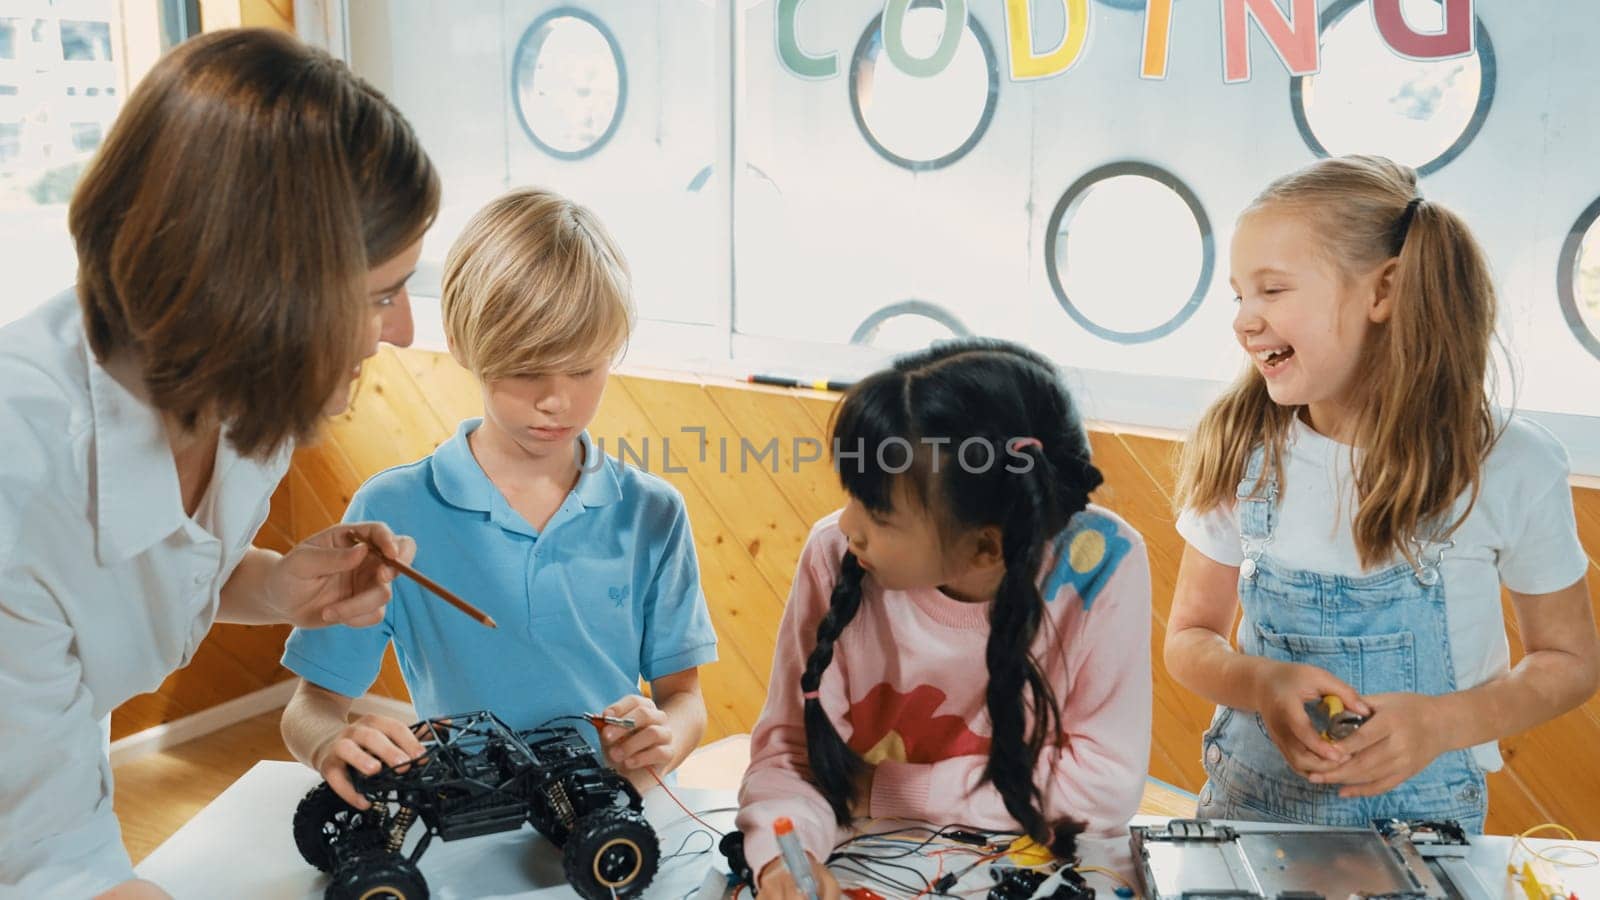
[773,817,820,900]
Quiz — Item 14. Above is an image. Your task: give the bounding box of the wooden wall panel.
[593,378,786,740]
[1087,431,1214,792]
[705,384,849,528]
[617,378,812,597]
[113,347,1600,837]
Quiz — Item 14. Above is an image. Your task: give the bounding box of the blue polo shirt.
[282,419,718,738]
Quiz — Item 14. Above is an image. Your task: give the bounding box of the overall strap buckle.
[1409,537,1454,586]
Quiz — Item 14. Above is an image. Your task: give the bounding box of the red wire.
[583,716,724,836]
[646,764,724,835]
[967,849,1012,867]
[911,854,947,899]
[931,846,991,858]
[915,847,1012,897]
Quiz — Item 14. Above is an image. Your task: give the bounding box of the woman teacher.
[0,29,438,898]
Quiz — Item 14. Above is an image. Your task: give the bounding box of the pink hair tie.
[801,690,821,700]
[1011,437,1043,452]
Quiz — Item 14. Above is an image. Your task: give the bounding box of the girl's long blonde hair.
[1175,155,1501,569]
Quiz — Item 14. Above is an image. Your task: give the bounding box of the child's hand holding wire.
[597,694,674,778]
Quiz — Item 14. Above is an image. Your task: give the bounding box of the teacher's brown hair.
[70,28,440,459]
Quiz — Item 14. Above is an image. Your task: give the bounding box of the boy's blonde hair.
[442,188,634,380]
[1174,154,1500,569]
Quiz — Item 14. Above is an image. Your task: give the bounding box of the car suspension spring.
[386,806,417,854]
[551,781,576,829]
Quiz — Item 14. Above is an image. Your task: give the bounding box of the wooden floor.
[113,711,296,863]
[114,711,1197,864]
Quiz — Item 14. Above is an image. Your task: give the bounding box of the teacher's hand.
[265,522,417,629]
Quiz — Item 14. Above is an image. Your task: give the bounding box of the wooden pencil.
[352,535,498,629]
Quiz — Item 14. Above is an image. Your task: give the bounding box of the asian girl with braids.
[735,339,1153,899]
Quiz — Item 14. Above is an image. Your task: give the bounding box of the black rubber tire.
[561,807,659,900]
[294,782,374,872]
[325,856,429,900]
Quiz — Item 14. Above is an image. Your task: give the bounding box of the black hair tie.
[1395,196,1424,251]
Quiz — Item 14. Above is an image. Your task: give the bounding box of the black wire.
[827,825,1030,898]
[661,828,717,862]
[830,856,932,895]
[833,848,951,891]
[846,823,1023,849]
[832,824,960,860]
[660,822,1030,899]
[542,714,595,726]
[834,823,1021,862]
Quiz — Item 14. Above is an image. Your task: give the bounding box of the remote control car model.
[292,711,659,900]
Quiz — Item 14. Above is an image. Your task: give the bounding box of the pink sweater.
[736,506,1152,875]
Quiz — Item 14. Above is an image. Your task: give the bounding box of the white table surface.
[136,762,1600,899]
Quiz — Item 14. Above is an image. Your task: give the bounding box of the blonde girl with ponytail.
[1166,155,1598,829]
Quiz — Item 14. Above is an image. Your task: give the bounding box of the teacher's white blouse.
[0,290,290,896]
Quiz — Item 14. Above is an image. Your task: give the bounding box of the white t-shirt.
[1177,415,1588,771]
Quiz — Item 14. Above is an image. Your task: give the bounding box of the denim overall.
[1195,448,1487,830]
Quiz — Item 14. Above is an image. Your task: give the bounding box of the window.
[1558,196,1600,364]
[512,9,626,161]
[0,18,18,60]
[251,3,1600,472]
[59,20,113,62]
[69,122,102,153]
[1292,0,1493,175]
[346,2,723,336]
[848,2,999,171]
[735,3,1018,359]
[0,122,20,165]
[1046,163,1212,344]
[850,300,972,351]
[1,2,165,329]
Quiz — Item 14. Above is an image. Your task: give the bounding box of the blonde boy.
[281,188,717,805]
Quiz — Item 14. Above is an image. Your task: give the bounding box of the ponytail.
[1349,195,1498,564]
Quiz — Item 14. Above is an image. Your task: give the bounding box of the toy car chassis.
[292,710,659,900]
